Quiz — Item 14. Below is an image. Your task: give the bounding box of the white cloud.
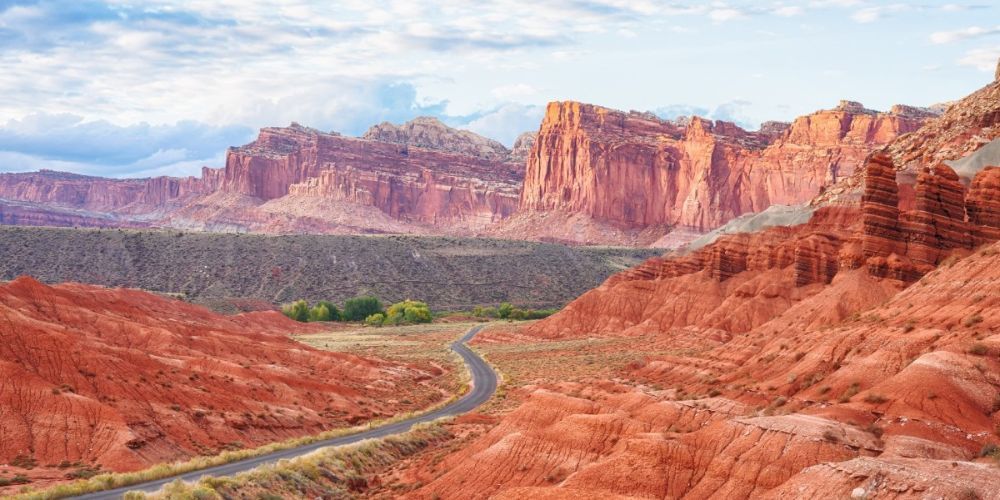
[930,26,1000,44]
[851,4,907,23]
[453,104,544,146]
[491,84,539,101]
[957,46,1000,71]
[773,6,804,17]
[709,8,743,23]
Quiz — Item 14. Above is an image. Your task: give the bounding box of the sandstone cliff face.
[814,67,1000,209]
[221,123,523,227]
[0,170,213,214]
[362,116,512,161]
[516,100,926,239]
[856,155,1000,281]
[0,120,523,234]
[509,131,537,162]
[967,166,1000,246]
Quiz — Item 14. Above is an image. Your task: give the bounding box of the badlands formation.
[392,64,1000,499]
[0,277,451,490]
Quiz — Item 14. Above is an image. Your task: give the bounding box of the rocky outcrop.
[0,170,214,214]
[858,155,1000,280]
[362,117,513,161]
[0,122,523,234]
[515,100,926,241]
[966,166,1000,245]
[885,68,999,178]
[510,131,537,162]
[900,163,971,266]
[235,124,523,227]
[0,277,441,476]
[860,153,904,260]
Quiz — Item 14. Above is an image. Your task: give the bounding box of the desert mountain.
[410,67,1000,499]
[0,101,935,245]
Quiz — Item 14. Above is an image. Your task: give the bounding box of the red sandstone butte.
[498,99,925,245]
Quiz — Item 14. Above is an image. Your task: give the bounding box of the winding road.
[74,325,496,499]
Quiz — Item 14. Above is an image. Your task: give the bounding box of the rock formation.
[0,120,523,234]
[860,153,904,260]
[411,236,1000,499]
[0,277,445,482]
[966,166,1000,246]
[508,99,926,244]
[362,116,513,161]
[509,131,537,162]
[813,65,1000,210]
[408,155,1000,498]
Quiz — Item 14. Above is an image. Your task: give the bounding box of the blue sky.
[0,0,997,178]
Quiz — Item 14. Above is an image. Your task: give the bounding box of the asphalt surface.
[73,324,496,499]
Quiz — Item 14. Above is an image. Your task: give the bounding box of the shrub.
[838,382,861,403]
[307,303,331,322]
[497,302,514,319]
[314,301,341,321]
[343,296,383,321]
[979,443,1000,458]
[281,300,310,322]
[472,305,497,318]
[968,343,988,356]
[364,313,385,327]
[863,393,888,404]
[385,300,433,325]
[965,314,984,327]
[473,304,555,320]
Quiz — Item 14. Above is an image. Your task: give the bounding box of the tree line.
[281,296,432,326]
[283,297,557,326]
[471,302,556,320]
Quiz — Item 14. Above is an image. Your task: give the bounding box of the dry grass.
[131,423,453,499]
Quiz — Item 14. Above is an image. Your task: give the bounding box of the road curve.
[74,325,496,499]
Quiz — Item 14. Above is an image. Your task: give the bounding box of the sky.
[0,0,998,178]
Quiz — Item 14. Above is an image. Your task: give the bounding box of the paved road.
[74,325,496,499]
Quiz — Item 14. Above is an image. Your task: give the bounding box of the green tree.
[308,303,332,322]
[281,300,310,322]
[385,300,433,325]
[343,296,383,321]
[315,300,341,321]
[497,302,514,319]
[365,313,385,326]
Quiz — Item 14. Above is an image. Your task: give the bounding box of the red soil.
[408,241,1000,499]
[0,277,442,484]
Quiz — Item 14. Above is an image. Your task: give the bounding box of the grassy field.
[296,322,485,399]
[0,226,660,312]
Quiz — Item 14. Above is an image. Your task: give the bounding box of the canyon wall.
[0,169,216,214]
[517,100,929,235]
[0,121,523,233]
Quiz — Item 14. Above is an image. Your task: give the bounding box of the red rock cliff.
[0,169,216,214]
[519,100,926,234]
[223,123,523,227]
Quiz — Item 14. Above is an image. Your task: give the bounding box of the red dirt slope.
[0,277,441,476]
[411,240,1000,500]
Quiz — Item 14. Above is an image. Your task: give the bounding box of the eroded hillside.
[0,228,658,311]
